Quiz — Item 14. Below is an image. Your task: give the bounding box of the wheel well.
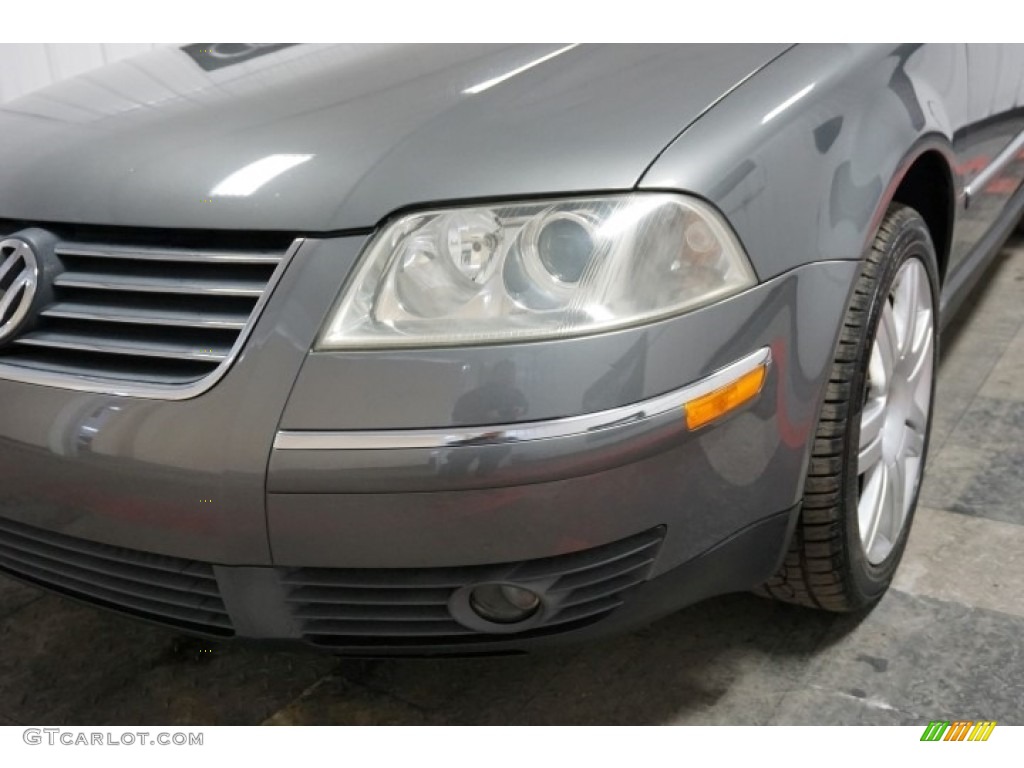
[890,151,954,283]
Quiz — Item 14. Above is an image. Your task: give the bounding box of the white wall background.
[0,44,158,103]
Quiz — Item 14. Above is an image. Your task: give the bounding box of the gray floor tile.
[979,324,1024,403]
[86,639,338,725]
[0,596,180,723]
[793,589,1024,724]
[265,674,429,725]
[930,243,1024,449]
[0,593,338,725]
[930,386,981,456]
[270,595,840,725]
[326,649,583,725]
[946,245,1024,343]
[503,597,835,725]
[0,573,43,621]
[770,687,921,725]
[894,506,1024,618]
[269,646,591,725]
[920,397,1024,525]
[919,445,988,513]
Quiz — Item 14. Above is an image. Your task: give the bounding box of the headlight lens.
[317,193,756,349]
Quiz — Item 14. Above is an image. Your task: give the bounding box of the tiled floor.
[1,239,1022,726]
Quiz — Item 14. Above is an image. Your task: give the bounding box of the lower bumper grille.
[282,527,665,648]
[0,520,663,646]
[0,517,233,636]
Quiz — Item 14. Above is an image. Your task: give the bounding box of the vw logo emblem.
[0,238,39,342]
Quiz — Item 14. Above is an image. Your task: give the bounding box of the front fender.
[639,43,964,280]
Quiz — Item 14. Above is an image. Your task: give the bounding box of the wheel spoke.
[860,462,889,557]
[895,265,920,359]
[859,399,885,473]
[907,396,929,433]
[886,456,909,545]
[903,421,926,458]
[875,301,898,391]
[910,306,933,359]
[903,311,934,386]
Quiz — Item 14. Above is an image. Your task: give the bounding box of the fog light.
[469,583,541,624]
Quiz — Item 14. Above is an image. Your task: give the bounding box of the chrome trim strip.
[274,347,772,451]
[0,238,305,401]
[964,129,1024,207]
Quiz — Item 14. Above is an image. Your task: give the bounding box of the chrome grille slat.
[41,302,249,329]
[0,354,209,385]
[14,331,231,361]
[0,233,296,392]
[53,272,266,296]
[55,242,283,264]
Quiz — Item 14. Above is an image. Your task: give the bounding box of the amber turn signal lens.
[685,364,767,431]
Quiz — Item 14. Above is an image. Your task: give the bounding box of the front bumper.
[0,507,794,654]
[0,234,859,651]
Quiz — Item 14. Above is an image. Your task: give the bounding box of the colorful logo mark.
[920,721,996,742]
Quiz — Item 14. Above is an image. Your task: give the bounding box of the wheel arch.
[869,139,958,286]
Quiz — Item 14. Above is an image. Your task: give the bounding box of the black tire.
[759,203,940,611]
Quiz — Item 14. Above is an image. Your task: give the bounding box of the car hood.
[0,44,788,232]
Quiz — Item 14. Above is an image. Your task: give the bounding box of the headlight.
[317,193,756,349]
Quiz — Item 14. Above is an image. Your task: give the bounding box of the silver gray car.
[0,43,1022,653]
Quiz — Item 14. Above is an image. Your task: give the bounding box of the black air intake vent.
[282,527,665,648]
[0,516,233,636]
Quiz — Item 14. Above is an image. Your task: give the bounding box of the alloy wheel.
[857,257,934,565]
